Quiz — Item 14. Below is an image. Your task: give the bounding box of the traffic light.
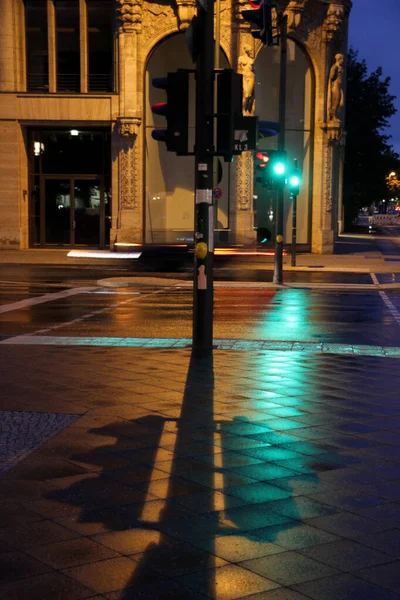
[216,69,242,160]
[241,0,273,46]
[151,70,189,155]
[254,150,287,188]
[289,169,302,196]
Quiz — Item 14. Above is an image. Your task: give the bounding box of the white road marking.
[371,272,400,326]
[11,287,166,337]
[0,286,97,315]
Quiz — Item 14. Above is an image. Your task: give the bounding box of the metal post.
[291,157,298,266]
[273,13,287,285]
[193,0,215,351]
[291,194,297,266]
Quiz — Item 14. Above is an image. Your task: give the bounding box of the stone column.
[0,0,17,91]
[111,0,144,245]
[232,0,257,244]
[311,1,349,253]
[79,0,88,93]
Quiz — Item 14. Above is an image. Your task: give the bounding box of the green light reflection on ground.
[2,336,400,359]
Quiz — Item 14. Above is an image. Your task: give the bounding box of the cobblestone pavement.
[0,411,78,476]
[1,345,400,599]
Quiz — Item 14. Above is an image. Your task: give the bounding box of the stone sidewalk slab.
[1,346,400,598]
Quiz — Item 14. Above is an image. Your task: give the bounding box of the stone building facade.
[0,0,351,253]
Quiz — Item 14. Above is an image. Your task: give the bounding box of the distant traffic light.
[241,0,273,46]
[270,152,287,184]
[289,171,301,196]
[288,159,302,196]
[254,150,287,188]
[151,70,189,155]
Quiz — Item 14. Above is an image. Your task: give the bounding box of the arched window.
[255,39,314,245]
[145,33,229,243]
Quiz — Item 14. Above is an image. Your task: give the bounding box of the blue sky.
[348,0,400,155]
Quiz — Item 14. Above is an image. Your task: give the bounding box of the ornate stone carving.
[285,0,307,30]
[236,151,253,211]
[324,140,333,212]
[175,0,196,29]
[120,142,138,210]
[117,116,142,138]
[234,0,251,31]
[323,3,345,41]
[117,0,143,32]
[322,121,342,141]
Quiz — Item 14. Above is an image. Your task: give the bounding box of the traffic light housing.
[151,70,189,155]
[216,69,242,160]
[289,168,302,196]
[254,150,287,188]
[241,0,273,46]
[216,70,258,161]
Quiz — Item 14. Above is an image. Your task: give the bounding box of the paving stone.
[305,512,389,539]
[0,519,80,549]
[0,411,79,477]
[240,550,338,586]
[356,561,400,593]
[25,536,121,569]
[0,550,53,583]
[252,522,339,550]
[355,529,400,557]
[292,572,400,600]
[62,556,140,594]
[301,539,396,571]
[0,571,95,600]
[179,563,280,599]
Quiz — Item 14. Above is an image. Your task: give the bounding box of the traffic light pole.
[193,0,215,351]
[273,13,287,285]
[291,158,298,267]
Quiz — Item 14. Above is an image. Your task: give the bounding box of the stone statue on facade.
[238,45,255,116]
[328,53,344,123]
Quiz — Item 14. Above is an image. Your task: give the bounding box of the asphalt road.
[1,265,400,349]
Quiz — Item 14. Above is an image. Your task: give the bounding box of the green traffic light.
[290,175,300,187]
[273,162,285,175]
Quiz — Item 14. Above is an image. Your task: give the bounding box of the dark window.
[35,129,110,175]
[88,0,115,92]
[56,0,80,92]
[26,0,49,92]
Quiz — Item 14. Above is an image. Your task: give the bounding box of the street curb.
[97,277,400,291]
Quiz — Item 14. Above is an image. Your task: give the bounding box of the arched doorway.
[254,39,314,247]
[144,33,229,244]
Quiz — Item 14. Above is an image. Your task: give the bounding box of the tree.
[386,172,400,198]
[343,48,400,228]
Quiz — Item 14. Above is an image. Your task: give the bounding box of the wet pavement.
[2,346,400,598]
[2,253,400,597]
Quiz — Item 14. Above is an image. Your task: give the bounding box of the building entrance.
[29,128,111,248]
[41,176,109,247]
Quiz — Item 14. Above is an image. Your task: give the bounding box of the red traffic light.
[151,102,167,116]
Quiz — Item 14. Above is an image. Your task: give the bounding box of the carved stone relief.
[117,0,143,32]
[286,0,307,31]
[119,141,139,210]
[175,0,196,29]
[323,2,346,42]
[117,116,142,138]
[141,2,177,49]
[236,151,253,211]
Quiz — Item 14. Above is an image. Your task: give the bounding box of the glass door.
[41,176,105,247]
[73,178,102,246]
[43,179,71,245]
